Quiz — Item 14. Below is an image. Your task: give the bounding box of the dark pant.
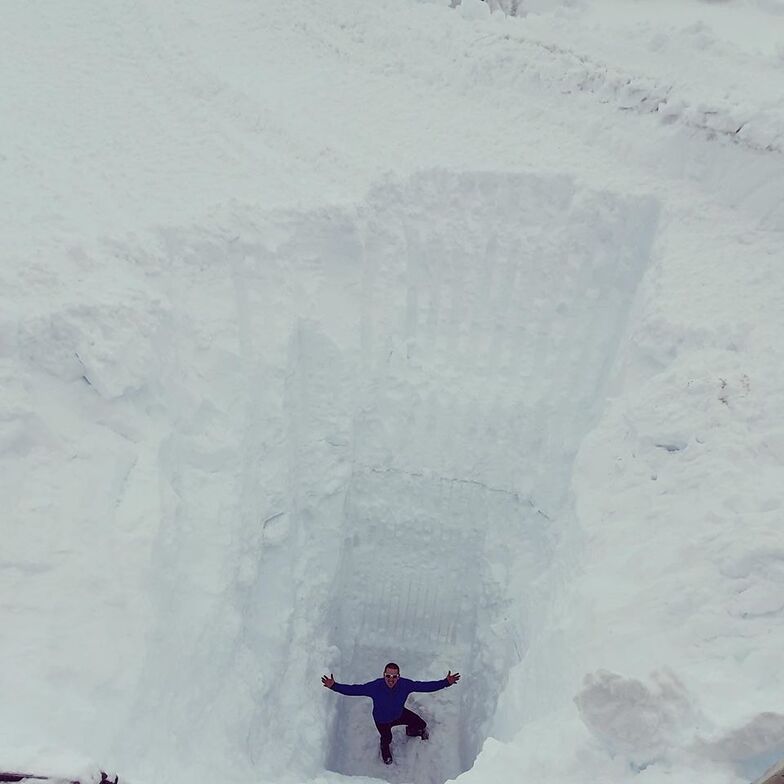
[375,708,426,755]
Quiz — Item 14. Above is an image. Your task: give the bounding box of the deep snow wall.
[114,170,657,783]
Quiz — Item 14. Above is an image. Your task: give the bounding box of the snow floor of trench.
[325,473,540,783]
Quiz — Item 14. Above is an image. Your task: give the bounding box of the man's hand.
[321,673,335,689]
[446,670,461,685]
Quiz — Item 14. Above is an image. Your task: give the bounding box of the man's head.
[383,662,400,688]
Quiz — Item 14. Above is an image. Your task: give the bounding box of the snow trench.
[123,170,659,784]
[257,171,657,784]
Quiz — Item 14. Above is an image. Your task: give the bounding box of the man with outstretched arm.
[322,662,461,765]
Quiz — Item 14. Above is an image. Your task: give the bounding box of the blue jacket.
[332,676,450,723]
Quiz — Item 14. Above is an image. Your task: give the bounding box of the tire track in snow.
[471,30,783,153]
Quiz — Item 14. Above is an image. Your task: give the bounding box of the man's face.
[383,668,400,688]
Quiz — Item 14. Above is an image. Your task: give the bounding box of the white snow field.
[1,2,783,784]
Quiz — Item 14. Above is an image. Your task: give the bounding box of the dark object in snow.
[0,771,117,784]
[754,757,784,784]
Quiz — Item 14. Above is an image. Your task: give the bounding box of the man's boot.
[407,726,428,740]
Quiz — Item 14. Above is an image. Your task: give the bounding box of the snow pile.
[1,2,783,784]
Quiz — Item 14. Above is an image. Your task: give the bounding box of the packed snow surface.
[1,2,783,784]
